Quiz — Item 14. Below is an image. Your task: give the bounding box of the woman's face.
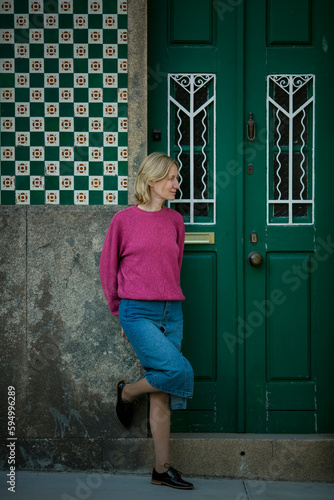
[148,164,180,202]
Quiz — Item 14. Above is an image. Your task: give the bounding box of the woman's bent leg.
[149,391,170,473]
[122,377,162,403]
[122,378,171,472]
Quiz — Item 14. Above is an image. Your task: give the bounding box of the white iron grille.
[168,74,216,225]
[267,74,315,225]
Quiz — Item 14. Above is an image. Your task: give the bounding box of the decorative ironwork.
[168,74,216,224]
[267,74,315,225]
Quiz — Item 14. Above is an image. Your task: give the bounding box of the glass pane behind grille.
[194,203,208,217]
[174,109,190,146]
[274,110,289,147]
[174,202,190,217]
[274,153,289,200]
[194,109,208,146]
[293,110,308,146]
[174,80,190,112]
[268,74,314,224]
[293,83,307,113]
[169,74,215,224]
[293,153,308,201]
[175,152,190,199]
[274,83,289,111]
[174,85,209,147]
[274,204,289,218]
[194,152,208,199]
[293,204,308,218]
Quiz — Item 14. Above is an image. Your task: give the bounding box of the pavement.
[1,471,334,500]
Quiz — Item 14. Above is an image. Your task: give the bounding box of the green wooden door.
[148,0,240,432]
[243,0,334,433]
[148,0,334,433]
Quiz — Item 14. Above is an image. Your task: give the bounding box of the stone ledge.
[6,435,332,482]
[104,434,334,482]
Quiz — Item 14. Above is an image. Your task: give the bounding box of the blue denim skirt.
[119,299,194,410]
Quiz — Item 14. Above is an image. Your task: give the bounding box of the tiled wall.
[0,0,128,205]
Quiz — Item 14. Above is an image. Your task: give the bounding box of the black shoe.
[151,464,194,490]
[115,380,133,428]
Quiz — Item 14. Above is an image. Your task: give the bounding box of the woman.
[99,152,194,490]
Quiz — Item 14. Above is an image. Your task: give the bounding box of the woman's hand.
[121,327,129,341]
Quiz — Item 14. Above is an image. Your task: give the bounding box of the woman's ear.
[148,181,154,188]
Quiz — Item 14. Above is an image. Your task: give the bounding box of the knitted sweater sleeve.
[99,215,123,316]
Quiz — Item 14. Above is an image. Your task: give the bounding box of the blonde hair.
[134,152,178,204]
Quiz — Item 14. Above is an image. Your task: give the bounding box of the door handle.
[247,251,263,267]
[246,112,256,142]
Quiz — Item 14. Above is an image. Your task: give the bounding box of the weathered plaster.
[25,207,145,439]
[0,207,27,439]
[0,206,148,471]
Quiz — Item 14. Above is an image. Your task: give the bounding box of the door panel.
[170,0,213,44]
[266,253,312,380]
[267,0,312,45]
[181,253,217,381]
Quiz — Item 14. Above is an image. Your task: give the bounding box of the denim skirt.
[119,299,194,410]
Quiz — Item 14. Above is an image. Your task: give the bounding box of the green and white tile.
[0,0,128,205]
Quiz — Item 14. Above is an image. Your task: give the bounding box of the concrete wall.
[0,0,149,471]
[0,206,149,471]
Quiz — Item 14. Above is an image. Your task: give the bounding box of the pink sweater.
[99,205,185,315]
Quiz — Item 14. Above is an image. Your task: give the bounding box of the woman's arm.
[99,216,122,315]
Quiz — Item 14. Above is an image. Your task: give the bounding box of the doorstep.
[104,433,334,482]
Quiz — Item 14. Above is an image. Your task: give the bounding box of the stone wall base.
[1,435,333,482]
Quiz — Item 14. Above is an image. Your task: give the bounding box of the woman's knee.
[149,392,170,429]
[150,391,169,405]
